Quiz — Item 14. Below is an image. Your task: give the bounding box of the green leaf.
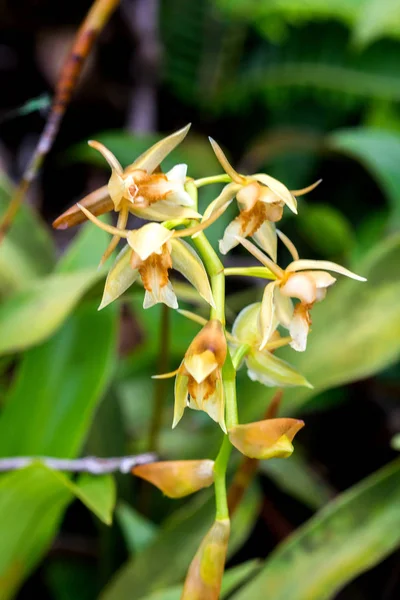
[0,270,104,356]
[116,501,158,553]
[0,300,117,457]
[137,560,261,600]
[75,473,116,525]
[353,0,400,47]
[241,233,400,417]
[0,464,115,600]
[56,217,112,273]
[328,128,400,224]
[260,452,334,510]
[100,485,261,600]
[0,174,55,295]
[232,458,400,600]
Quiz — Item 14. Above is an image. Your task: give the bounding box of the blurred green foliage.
[1,0,400,598]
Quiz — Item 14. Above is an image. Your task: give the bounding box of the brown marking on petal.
[187,370,218,403]
[138,244,172,292]
[238,201,269,237]
[123,170,172,206]
[294,302,313,327]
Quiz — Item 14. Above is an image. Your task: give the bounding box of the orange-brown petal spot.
[132,460,215,498]
[52,185,113,230]
[228,418,305,459]
[181,519,230,600]
[138,244,172,293]
[129,170,173,206]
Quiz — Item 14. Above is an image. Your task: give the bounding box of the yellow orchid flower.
[238,236,366,352]
[155,320,227,431]
[204,138,320,260]
[53,124,201,263]
[77,203,228,310]
[229,418,304,459]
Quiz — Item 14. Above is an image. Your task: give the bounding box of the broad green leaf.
[353,0,400,47]
[261,452,334,510]
[328,128,400,224]
[232,458,400,600]
[100,485,261,600]
[0,270,104,356]
[138,560,261,600]
[76,473,116,525]
[116,501,158,553]
[56,217,111,273]
[0,464,115,600]
[0,174,55,295]
[240,233,400,417]
[0,300,117,457]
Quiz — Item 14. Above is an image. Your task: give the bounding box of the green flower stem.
[231,344,251,370]
[213,435,232,521]
[186,182,241,521]
[192,231,225,324]
[224,266,277,280]
[193,174,232,187]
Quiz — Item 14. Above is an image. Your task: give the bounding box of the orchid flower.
[155,320,227,431]
[203,138,320,260]
[77,203,230,310]
[232,303,311,388]
[53,124,201,263]
[238,236,366,352]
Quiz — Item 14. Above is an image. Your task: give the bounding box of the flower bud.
[132,460,214,498]
[228,418,304,459]
[181,519,230,600]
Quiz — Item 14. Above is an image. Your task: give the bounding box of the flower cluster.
[54,124,366,599]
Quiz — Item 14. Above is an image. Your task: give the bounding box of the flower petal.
[202,182,240,221]
[280,272,317,304]
[52,185,113,230]
[131,202,201,221]
[204,379,226,432]
[274,287,294,328]
[99,244,139,310]
[286,259,367,281]
[170,239,215,307]
[306,270,336,289]
[219,218,242,254]
[246,349,312,388]
[127,223,174,261]
[253,173,297,214]
[236,182,260,211]
[289,305,310,352]
[209,138,246,184]
[143,280,178,310]
[232,302,262,347]
[252,221,277,261]
[126,124,191,174]
[259,282,277,350]
[173,368,189,428]
[88,140,123,174]
[132,460,215,498]
[185,350,218,384]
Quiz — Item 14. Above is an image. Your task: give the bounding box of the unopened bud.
[228,418,304,459]
[181,518,230,600]
[132,460,214,498]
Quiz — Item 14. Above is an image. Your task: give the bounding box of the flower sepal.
[228,418,304,459]
[132,460,215,498]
